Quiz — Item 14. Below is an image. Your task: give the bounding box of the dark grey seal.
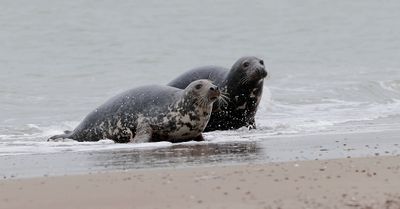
[49,79,220,143]
[168,56,267,132]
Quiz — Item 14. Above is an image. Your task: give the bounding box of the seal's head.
[228,56,267,87]
[185,79,220,105]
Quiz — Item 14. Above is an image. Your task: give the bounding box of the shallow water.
[1,131,399,178]
[1,0,400,175]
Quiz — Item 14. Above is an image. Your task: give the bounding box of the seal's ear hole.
[195,84,203,90]
[259,60,264,65]
[243,62,250,68]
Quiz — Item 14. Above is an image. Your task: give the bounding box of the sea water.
[1,0,400,177]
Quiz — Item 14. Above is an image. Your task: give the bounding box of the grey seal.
[49,79,220,143]
[168,56,267,131]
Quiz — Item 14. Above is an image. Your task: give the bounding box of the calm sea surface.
[1,0,400,177]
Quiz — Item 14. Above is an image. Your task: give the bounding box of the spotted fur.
[168,56,267,131]
[49,80,219,143]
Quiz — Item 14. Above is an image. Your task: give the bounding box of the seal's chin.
[208,91,221,102]
[209,96,219,101]
[246,75,265,85]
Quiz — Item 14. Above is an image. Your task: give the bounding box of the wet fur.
[168,56,267,131]
[49,80,218,143]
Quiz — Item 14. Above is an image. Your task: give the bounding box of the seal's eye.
[259,60,264,65]
[243,62,250,68]
[195,84,203,90]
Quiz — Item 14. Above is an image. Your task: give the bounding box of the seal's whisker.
[220,92,230,101]
[218,96,229,107]
[197,97,203,106]
[240,76,250,85]
[241,76,249,84]
[198,96,208,108]
[202,97,207,107]
[215,90,229,108]
[217,92,230,107]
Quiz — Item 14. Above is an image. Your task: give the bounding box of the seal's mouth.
[210,96,219,101]
[246,75,265,86]
[241,67,268,85]
[254,67,268,79]
[208,88,221,101]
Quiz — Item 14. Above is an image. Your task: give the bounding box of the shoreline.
[2,155,400,209]
[1,129,400,179]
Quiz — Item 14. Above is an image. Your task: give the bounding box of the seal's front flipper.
[131,123,152,143]
[48,132,73,141]
[247,118,256,130]
[64,130,72,134]
[192,134,205,142]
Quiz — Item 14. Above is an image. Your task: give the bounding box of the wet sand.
[2,130,400,179]
[1,155,400,209]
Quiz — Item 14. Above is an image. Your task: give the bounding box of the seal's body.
[168,56,267,131]
[50,80,220,143]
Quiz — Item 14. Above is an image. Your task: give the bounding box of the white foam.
[379,80,400,93]
[0,121,176,156]
[0,139,174,156]
[256,96,400,136]
[1,84,400,156]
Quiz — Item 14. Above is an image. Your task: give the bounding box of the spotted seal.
[49,79,220,143]
[168,56,267,131]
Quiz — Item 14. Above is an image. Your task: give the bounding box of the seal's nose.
[210,86,219,91]
[257,67,268,78]
[261,69,268,78]
[208,85,220,101]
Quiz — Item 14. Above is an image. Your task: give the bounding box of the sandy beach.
[2,155,400,209]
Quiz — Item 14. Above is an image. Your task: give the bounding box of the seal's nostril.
[263,70,268,78]
[215,86,219,91]
[260,60,264,65]
[210,87,215,91]
[257,68,268,78]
